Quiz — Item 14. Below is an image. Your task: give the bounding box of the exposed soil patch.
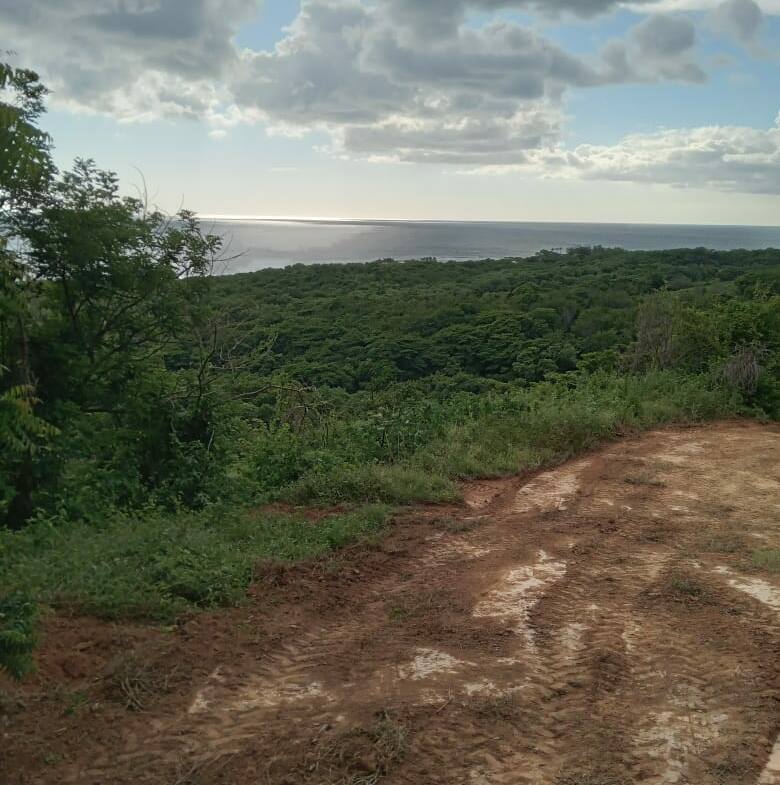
[3,420,780,785]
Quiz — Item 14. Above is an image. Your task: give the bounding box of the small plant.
[469,691,521,722]
[62,691,89,717]
[668,572,705,598]
[0,592,37,679]
[385,591,451,623]
[751,548,780,573]
[699,532,746,554]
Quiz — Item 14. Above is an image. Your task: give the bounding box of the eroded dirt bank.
[3,421,780,785]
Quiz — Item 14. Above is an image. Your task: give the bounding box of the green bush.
[0,591,37,679]
[0,505,390,622]
[281,370,740,506]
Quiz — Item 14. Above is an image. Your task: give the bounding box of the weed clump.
[667,571,707,599]
[430,514,480,534]
[699,531,747,555]
[751,548,780,573]
[468,691,521,722]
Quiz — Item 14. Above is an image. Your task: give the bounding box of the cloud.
[339,108,563,164]
[519,113,780,194]
[227,1,710,164]
[0,0,258,121]
[710,0,765,44]
[627,13,706,80]
[598,13,706,83]
[2,0,759,175]
[382,0,659,39]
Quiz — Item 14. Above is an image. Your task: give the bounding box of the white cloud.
[0,0,775,193]
[494,114,780,194]
[227,1,710,164]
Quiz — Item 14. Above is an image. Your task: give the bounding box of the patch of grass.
[699,531,747,555]
[468,691,521,722]
[701,534,745,553]
[429,514,480,534]
[0,591,37,679]
[707,746,758,785]
[285,463,458,506]
[0,504,391,623]
[283,371,740,509]
[751,548,780,573]
[667,571,706,599]
[62,690,89,717]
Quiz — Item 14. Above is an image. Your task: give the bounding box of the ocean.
[203,218,780,274]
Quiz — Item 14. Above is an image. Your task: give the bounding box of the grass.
[281,371,741,508]
[698,530,747,555]
[0,504,390,623]
[468,691,522,722]
[0,370,744,656]
[667,571,706,599]
[751,548,780,573]
[386,590,452,623]
[285,463,458,506]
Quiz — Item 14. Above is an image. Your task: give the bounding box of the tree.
[0,64,56,524]
[0,63,225,525]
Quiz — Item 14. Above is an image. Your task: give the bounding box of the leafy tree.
[0,63,225,525]
[0,64,56,524]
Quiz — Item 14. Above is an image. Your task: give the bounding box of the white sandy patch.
[759,736,780,784]
[559,622,587,652]
[512,461,588,514]
[426,537,493,563]
[189,673,327,715]
[473,550,566,646]
[464,680,498,696]
[398,648,469,680]
[638,690,729,784]
[714,566,780,614]
[232,681,325,711]
[188,667,224,714]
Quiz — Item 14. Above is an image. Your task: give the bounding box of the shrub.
[0,591,37,679]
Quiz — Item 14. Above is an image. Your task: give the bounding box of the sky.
[2,0,779,224]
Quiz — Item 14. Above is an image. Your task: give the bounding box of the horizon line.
[199,214,780,229]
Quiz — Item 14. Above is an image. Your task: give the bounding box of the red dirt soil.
[2,421,780,785]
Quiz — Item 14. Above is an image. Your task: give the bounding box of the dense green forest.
[1,64,778,677]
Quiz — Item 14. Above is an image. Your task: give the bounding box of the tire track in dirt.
[16,421,780,785]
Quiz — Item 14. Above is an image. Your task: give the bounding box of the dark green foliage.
[1,505,390,622]
[0,591,37,678]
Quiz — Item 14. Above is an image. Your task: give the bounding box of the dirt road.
[4,421,780,784]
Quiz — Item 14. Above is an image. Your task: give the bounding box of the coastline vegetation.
[1,64,778,677]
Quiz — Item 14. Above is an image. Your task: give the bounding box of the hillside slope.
[4,421,780,785]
